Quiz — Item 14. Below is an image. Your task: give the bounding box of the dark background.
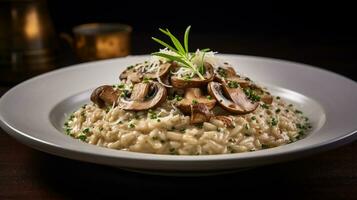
[47,1,357,80]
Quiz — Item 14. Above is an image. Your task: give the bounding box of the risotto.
[64,26,311,155]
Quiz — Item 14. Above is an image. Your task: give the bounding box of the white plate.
[1,54,357,174]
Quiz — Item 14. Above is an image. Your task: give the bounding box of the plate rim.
[1,54,357,170]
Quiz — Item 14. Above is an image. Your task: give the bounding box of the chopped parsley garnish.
[251,116,256,120]
[244,88,261,102]
[81,104,87,109]
[192,99,198,104]
[174,94,183,101]
[128,123,135,128]
[69,114,75,121]
[206,95,212,100]
[65,128,72,135]
[152,136,159,140]
[285,109,289,113]
[99,127,104,131]
[142,77,150,83]
[271,118,278,126]
[157,119,161,122]
[148,109,158,119]
[227,81,239,88]
[180,128,186,133]
[83,128,90,133]
[120,90,130,98]
[77,134,87,141]
[275,108,281,113]
[288,104,293,107]
[127,65,134,70]
[217,67,227,78]
[276,96,281,99]
[261,104,269,109]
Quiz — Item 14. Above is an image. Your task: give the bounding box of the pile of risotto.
[64,26,311,155]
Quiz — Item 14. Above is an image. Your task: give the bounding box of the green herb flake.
[83,128,90,134]
[148,109,158,119]
[261,104,269,109]
[276,96,281,99]
[275,108,281,114]
[261,144,270,149]
[271,118,278,126]
[227,81,239,88]
[217,67,227,78]
[192,99,198,105]
[206,95,212,100]
[65,128,72,135]
[289,104,293,107]
[251,116,256,120]
[127,65,134,70]
[69,114,75,121]
[157,119,161,122]
[128,123,135,128]
[174,94,183,101]
[77,134,87,141]
[142,77,150,83]
[244,88,261,102]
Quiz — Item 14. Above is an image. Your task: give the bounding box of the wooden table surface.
[1,34,357,199]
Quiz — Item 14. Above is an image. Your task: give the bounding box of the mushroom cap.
[208,82,258,114]
[119,63,172,83]
[118,82,167,111]
[90,85,119,108]
[170,62,214,88]
[176,88,216,114]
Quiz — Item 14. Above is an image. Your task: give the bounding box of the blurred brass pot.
[0,0,58,83]
[72,23,132,61]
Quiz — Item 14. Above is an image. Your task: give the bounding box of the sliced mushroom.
[215,65,250,88]
[208,82,258,114]
[90,85,119,108]
[176,88,216,114]
[118,82,167,111]
[261,94,273,104]
[119,63,172,84]
[170,62,214,88]
[190,103,213,124]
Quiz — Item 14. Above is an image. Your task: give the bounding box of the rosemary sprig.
[151,26,205,80]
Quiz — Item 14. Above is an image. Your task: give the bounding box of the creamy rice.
[64,96,311,155]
